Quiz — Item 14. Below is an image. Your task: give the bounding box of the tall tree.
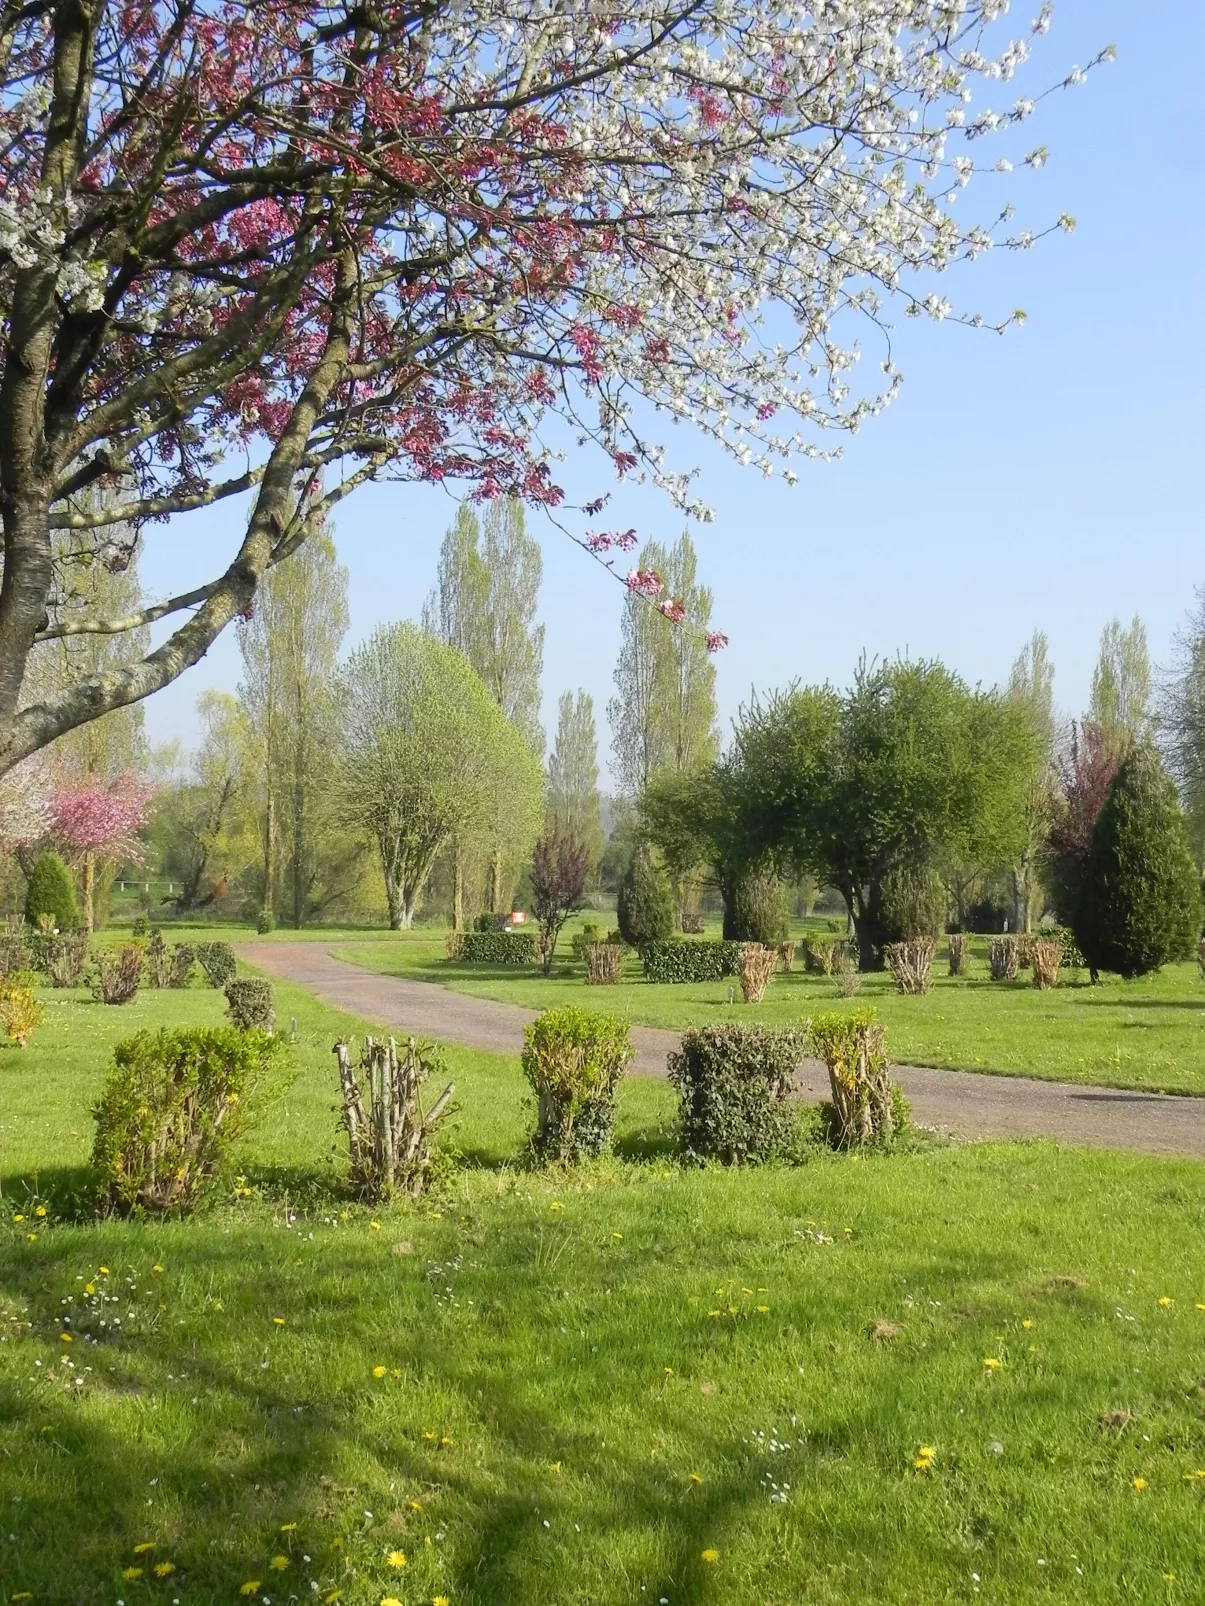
[1160,585,1205,866]
[237,518,351,925]
[0,7,1099,774]
[337,623,542,929]
[153,693,252,913]
[609,531,719,796]
[1007,629,1058,932]
[1089,616,1152,757]
[547,692,603,872]
[425,498,544,909]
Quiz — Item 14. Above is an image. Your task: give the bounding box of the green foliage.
[257,908,276,934]
[520,1006,634,1161]
[224,977,276,1032]
[454,930,536,965]
[195,941,237,988]
[668,1024,806,1163]
[144,928,170,988]
[729,866,789,944]
[40,931,89,987]
[640,939,742,984]
[1074,745,1203,978]
[872,859,947,943]
[570,921,603,959]
[170,942,198,987]
[809,1008,898,1147]
[24,851,78,931]
[91,1026,285,1215]
[616,848,674,947]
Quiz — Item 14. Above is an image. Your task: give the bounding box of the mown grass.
[332,923,1205,1097]
[2,973,1205,1603]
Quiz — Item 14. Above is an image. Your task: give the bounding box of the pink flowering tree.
[51,778,152,931]
[0,2,1109,775]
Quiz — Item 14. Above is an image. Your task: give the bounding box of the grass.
[2,973,1205,1603]
[329,919,1205,1097]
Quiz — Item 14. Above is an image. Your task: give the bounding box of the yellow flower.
[1021,1319,1033,1330]
[123,1566,143,1580]
[279,1523,296,1532]
[707,1309,720,1319]
[1196,1303,1205,1312]
[1164,1573,1176,1584]
[408,1499,422,1511]
[12,1595,32,1602]
[433,1597,451,1606]
[99,1266,109,1275]
[982,1357,1000,1371]
[11,1214,22,1223]
[689,1472,702,1485]
[269,1555,288,1570]
[380,1598,403,1606]
[440,1435,453,1447]
[239,1583,260,1596]
[550,1462,561,1474]
[152,1264,163,1274]
[756,1305,769,1314]
[84,1282,95,1295]
[133,1542,154,1554]
[59,1333,71,1343]
[373,1366,387,1378]
[1158,1296,1174,1308]
[386,1550,407,1568]
[549,1201,563,1211]
[273,1316,285,1326]
[701,1548,719,1564]
[370,1221,381,1231]
[34,1206,45,1218]
[153,1561,174,1577]
[1132,1477,1147,1491]
[611,1232,623,1241]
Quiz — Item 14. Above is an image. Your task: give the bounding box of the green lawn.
[2,973,1205,1603]
[330,921,1205,1097]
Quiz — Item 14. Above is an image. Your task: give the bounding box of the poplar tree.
[547,691,603,872]
[1007,629,1057,931]
[1089,616,1152,758]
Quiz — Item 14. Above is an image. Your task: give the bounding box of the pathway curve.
[240,942,1205,1160]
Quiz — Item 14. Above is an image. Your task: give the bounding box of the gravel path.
[241,941,1205,1159]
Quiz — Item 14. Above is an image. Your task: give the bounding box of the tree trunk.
[452,849,464,933]
[262,786,275,924]
[489,848,503,915]
[82,850,95,933]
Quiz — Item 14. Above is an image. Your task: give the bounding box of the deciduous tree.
[529,825,589,975]
[1159,585,1205,866]
[547,692,603,874]
[0,3,1103,773]
[1089,616,1152,759]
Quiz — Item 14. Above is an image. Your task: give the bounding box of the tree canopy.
[0,2,1104,772]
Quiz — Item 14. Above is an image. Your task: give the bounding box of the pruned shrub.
[453,930,536,964]
[335,1034,455,1200]
[42,931,89,988]
[884,937,934,996]
[91,1026,285,1215]
[145,928,171,988]
[948,932,971,976]
[738,943,776,1003]
[679,911,704,935]
[196,941,237,989]
[584,942,624,985]
[1031,938,1062,991]
[169,942,198,987]
[988,935,1019,981]
[641,939,741,984]
[832,942,861,996]
[0,917,32,980]
[257,909,276,934]
[444,930,465,960]
[91,944,143,1005]
[1015,935,1034,970]
[803,936,838,975]
[778,939,797,972]
[521,1007,634,1162]
[668,1023,806,1164]
[1053,925,1086,972]
[1199,934,1205,982]
[0,982,42,1047]
[810,1010,897,1147]
[225,977,276,1033]
[617,849,674,948]
[24,851,77,932]
[571,922,604,960]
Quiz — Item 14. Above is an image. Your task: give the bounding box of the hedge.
[668,1023,807,1163]
[453,930,537,965]
[640,939,742,984]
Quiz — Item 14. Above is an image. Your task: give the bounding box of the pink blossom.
[625,567,664,600]
[705,631,729,653]
[51,778,152,862]
[657,597,687,623]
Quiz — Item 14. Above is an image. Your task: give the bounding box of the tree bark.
[82,849,95,934]
[452,848,464,933]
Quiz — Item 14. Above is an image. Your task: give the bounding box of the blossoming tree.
[50,777,151,930]
[0,0,1108,775]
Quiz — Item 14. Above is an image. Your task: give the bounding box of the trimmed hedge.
[196,941,237,988]
[521,1006,634,1161]
[669,1023,807,1164]
[224,977,276,1033]
[453,930,536,965]
[641,939,742,984]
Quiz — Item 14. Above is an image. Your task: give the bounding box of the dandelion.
[611,1232,623,1241]
[1196,1303,1205,1312]
[152,1264,163,1274]
[133,1543,154,1554]
[408,1499,422,1511]
[34,1206,45,1217]
[380,1597,403,1606]
[1158,1296,1173,1308]
[279,1523,296,1533]
[11,1214,23,1222]
[982,1357,1000,1372]
[440,1435,453,1447]
[269,1556,288,1571]
[99,1266,109,1275]
[689,1472,702,1485]
[60,1333,71,1343]
[664,1367,673,1377]
[433,1597,451,1606]
[1165,1573,1176,1583]
[549,1201,563,1211]
[1132,1477,1147,1491]
[373,1366,387,1378]
[756,1305,769,1314]
[386,1550,406,1568]
[701,1548,719,1564]
[273,1317,285,1327]
[123,1567,144,1580]
[153,1561,174,1577]
[370,1221,381,1231]
[240,1585,261,1597]
[1021,1319,1033,1330]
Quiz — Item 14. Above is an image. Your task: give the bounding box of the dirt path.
[241,942,1205,1159]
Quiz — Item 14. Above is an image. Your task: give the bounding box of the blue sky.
[139,1,1204,785]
